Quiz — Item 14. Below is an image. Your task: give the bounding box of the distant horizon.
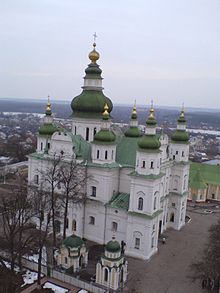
[0,96,220,112]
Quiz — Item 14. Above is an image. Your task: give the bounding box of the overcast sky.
[0,0,220,109]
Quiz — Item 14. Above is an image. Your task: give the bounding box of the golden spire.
[131,100,137,119]
[46,95,52,115]
[180,103,185,118]
[149,99,155,119]
[88,32,100,63]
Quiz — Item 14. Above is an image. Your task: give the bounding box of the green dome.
[124,126,141,138]
[38,123,59,136]
[106,239,121,253]
[85,63,102,75]
[138,135,161,150]
[63,235,84,249]
[171,130,189,142]
[94,129,116,142]
[71,90,113,119]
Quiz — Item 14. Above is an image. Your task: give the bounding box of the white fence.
[22,258,107,293]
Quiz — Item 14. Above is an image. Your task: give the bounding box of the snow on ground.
[24,246,47,265]
[43,282,69,293]
[77,290,89,293]
[1,260,42,287]
[22,270,38,287]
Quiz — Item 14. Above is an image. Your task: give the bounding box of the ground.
[125,206,220,293]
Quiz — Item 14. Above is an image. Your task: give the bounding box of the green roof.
[171,130,189,143]
[138,135,161,150]
[190,162,220,187]
[105,239,121,253]
[38,123,59,136]
[116,136,139,167]
[107,193,130,211]
[128,209,163,219]
[94,129,116,143]
[124,126,141,138]
[63,234,84,249]
[190,169,207,189]
[130,171,165,180]
[71,89,113,118]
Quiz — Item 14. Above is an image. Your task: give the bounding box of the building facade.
[28,42,190,260]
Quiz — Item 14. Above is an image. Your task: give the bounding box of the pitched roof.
[190,162,220,187]
[107,193,130,211]
[116,136,139,167]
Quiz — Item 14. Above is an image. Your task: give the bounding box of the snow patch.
[43,281,69,293]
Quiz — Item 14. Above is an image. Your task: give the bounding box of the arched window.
[105,150,108,160]
[94,127,97,136]
[153,196,157,210]
[104,268,108,282]
[86,127,89,141]
[97,150,100,159]
[150,161,154,169]
[142,161,146,168]
[40,142,43,151]
[66,217,69,229]
[112,221,118,231]
[138,197,143,210]
[34,174,39,185]
[170,212,174,222]
[72,220,76,231]
[89,216,95,225]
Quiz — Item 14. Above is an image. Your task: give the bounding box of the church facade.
[28,42,190,260]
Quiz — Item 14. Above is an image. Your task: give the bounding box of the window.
[72,220,76,231]
[150,161,154,169]
[105,150,108,160]
[86,127,89,141]
[170,212,174,222]
[74,126,76,135]
[89,216,95,225]
[94,127,97,136]
[173,155,175,160]
[112,221,118,231]
[212,193,215,199]
[97,150,100,159]
[138,197,143,210]
[111,150,114,160]
[64,257,68,264]
[153,196,157,210]
[104,268,108,282]
[151,237,154,248]
[34,174,39,185]
[91,186,96,197]
[142,161,146,168]
[47,142,50,149]
[172,203,175,207]
[182,151,184,157]
[152,224,156,231]
[135,238,140,249]
[40,142,43,151]
[66,218,69,229]
[176,151,178,155]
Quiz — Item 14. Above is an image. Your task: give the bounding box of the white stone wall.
[91,144,116,164]
[72,118,102,142]
[136,150,161,176]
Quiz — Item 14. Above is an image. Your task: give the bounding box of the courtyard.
[124,206,220,293]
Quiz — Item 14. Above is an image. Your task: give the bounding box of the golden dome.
[88,42,100,63]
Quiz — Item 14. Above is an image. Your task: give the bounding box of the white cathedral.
[28,42,190,261]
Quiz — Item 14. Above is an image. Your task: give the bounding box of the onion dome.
[71,42,113,119]
[63,234,84,249]
[171,108,189,143]
[94,104,116,143]
[38,98,59,136]
[125,102,141,137]
[138,103,161,150]
[105,236,121,253]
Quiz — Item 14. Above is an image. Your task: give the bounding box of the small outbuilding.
[57,234,88,273]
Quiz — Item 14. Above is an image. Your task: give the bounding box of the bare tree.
[190,218,220,291]
[30,184,52,288]
[59,159,87,239]
[0,172,36,271]
[38,153,62,248]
